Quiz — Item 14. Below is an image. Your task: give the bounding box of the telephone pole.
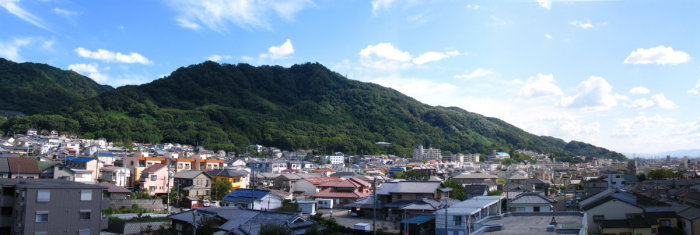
[373,177,377,235]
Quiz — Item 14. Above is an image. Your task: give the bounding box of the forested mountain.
[0,58,113,114]
[0,61,626,161]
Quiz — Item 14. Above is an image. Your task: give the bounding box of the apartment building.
[0,179,108,234]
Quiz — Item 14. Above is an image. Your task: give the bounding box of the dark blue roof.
[223,189,270,203]
[66,157,95,162]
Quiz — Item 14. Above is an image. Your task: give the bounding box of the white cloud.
[688,80,700,94]
[570,20,593,29]
[612,114,675,137]
[518,73,564,99]
[170,0,314,31]
[537,0,551,10]
[68,63,109,83]
[366,75,460,106]
[0,0,49,30]
[53,8,77,16]
[454,68,493,80]
[632,93,677,109]
[413,51,450,65]
[207,54,232,62]
[545,34,552,39]
[0,37,30,61]
[260,39,294,60]
[466,4,479,9]
[74,47,153,64]
[561,76,625,111]
[371,0,393,13]
[624,46,690,65]
[629,86,650,95]
[359,43,412,71]
[560,120,600,136]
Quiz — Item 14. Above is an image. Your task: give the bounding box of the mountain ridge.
[0,60,626,162]
[0,58,113,114]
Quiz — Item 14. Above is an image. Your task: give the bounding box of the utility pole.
[373,177,377,235]
[444,202,448,235]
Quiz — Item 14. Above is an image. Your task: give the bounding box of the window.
[454,216,462,225]
[35,211,48,222]
[37,190,50,202]
[593,215,604,222]
[151,174,158,181]
[1,207,11,216]
[149,186,156,192]
[80,190,92,201]
[2,188,11,196]
[79,210,91,220]
[78,229,90,235]
[534,206,540,212]
[397,194,402,200]
[660,220,671,227]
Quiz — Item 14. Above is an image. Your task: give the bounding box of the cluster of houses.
[1,129,699,234]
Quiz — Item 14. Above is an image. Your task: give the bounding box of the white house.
[221,189,283,210]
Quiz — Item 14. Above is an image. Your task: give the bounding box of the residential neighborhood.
[0,130,699,234]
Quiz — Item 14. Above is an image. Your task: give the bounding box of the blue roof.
[96,152,114,156]
[223,189,270,203]
[400,215,435,224]
[496,152,510,156]
[67,157,95,162]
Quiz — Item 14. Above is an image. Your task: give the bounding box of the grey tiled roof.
[0,157,8,173]
[376,181,447,195]
[173,170,206,179]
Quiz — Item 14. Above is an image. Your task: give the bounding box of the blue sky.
[1,0,699,155]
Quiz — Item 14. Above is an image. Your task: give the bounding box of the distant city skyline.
[1,0,698,154]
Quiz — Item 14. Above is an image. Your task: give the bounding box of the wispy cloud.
[570,20,593,29]
[207,54,232,62]
[629,93,677,109]
[169,0,315,32]
[0,0,49,30]
[75,47,153,64]
[518,73,564,99]
[371,0,393,14]
[537,0,551,10]
[454,68,493,80]
[688,80,700,95]
[0,37,31,61]
[53,8,77,17]
[545,34,552,39]
[624,46,690,65]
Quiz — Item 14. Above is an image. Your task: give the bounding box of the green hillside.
[0,61,625,161]
[0,58,113,114]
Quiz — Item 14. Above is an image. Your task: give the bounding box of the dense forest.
[0,58,113,114]
[0,60,626,161]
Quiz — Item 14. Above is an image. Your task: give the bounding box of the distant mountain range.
[625,149,700,159]
[0,59,626,161]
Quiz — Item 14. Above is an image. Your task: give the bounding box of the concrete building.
[0,179,108,235]
[508,192,555,212]
[434,196,504,235]
[221,189,283,210]
[413,145,441,161]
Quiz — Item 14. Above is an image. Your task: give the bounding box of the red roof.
[312,188,369,199]
[305,177,344,186]
[349,177,371,187]
[142,163,167,173]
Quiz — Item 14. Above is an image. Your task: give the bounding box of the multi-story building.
[413,145,441,160]
[0,179,108,234]
[138,164,172,195]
